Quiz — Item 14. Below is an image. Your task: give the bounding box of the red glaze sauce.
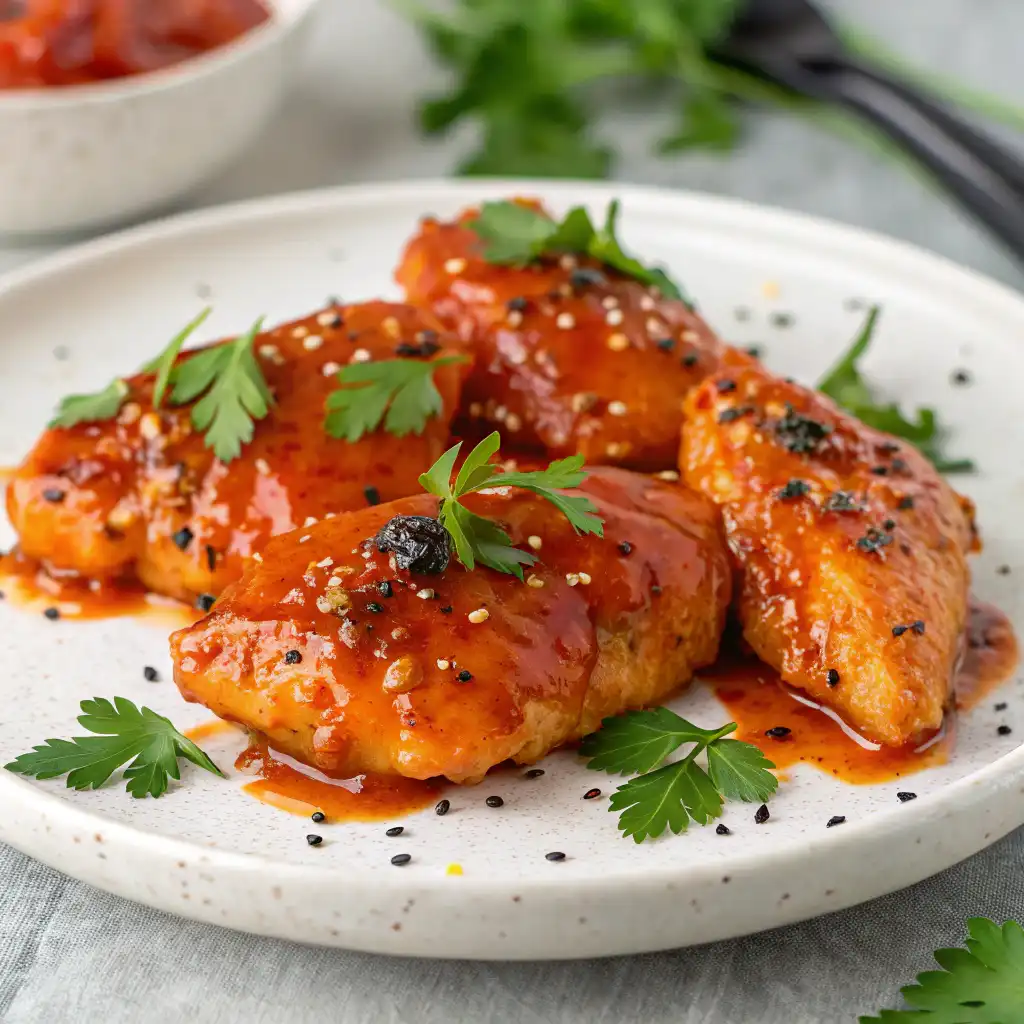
[0,0,272,89]
[955,599,1020,711]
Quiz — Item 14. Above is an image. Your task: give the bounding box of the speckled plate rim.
[1,179,1023,959]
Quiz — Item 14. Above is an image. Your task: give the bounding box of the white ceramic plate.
[1,181,1022,960]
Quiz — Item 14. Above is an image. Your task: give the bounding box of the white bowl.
[0,0,318,237]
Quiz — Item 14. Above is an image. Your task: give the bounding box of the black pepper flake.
[143,666,159,682]
[569,268,606,290]
[778,479,810,501]
[754,804,770,824]
[823,491,864,514]
[311,811,326,823]
[435,798,451,816]
[681,353,699,368]
[391,853,412,866]
[951,368,972,386]
[745,345,763,358]
[827,668,840,687]
[618,541,633,556]
[363,485,381,507]
[870,465,890,477]
[716,824,731,835]
[882,519,896,531]
[440,605,453,615]
[774,404,832,453]
[769,311,794,329]
[42,488,66,503]
[583,788,601,800]
[377,580,393,598]
[506,296,529,313]
[891,457,909,474]
[205,545,217,572]
[891,625,909,637]
[911,620,926,635]
[765,726,791,739]
[306,834,323,847]
[284,649,302,665]
[395,342,422,358]
[195,593,216,613]
[715,379,737,393]
[857,527,894,555]
[897,792,917,803]
[366,601,384,614]
[656,338,675,352]
[172,527,195,551]
[718,405,752,424]
[651,585,662,596]
[485,795,504,808]
[897,496,915,511]
[43,607,60,621]
[878,442,901,455]
[545,851,566,862]
[525,769,545,779]
[826,815,846,828]
[456,669,472,682]
[385,826,404,837]
[998,725,1013,736]
[995,702,1008,711]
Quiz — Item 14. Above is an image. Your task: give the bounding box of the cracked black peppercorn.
[716,824,731,836]
[377,580,393,598]
[284,650,302,665]
[618,541,633,555]
[306,834,323,847]
[457,669,472,682]
[754,804,770,824]
[195,593,216,613]
[42,488,66,503]
[826,815,846,828]
[897,792,917,803]
[172,527,194,551]
[375,515,451,574]
[143,666,159,682]
[366,601,384,614]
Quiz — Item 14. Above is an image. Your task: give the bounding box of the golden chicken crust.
[396,203,723,470]
[6,301,465,606]
[170,469,732,783]
[680,349,975,747]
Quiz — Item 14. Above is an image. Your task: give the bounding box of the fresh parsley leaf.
[419,431,604,579]
[861,918,1024,1023]
[324,356,467,443]
[470,199,687,302]
[582,707,778,842]
[143,306,212,409]
[818,306,973,474]
[49,378,129,429]
[4,696,224,799]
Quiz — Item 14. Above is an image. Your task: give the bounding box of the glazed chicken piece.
[6,302,465,606]
[170,469,732,782]
[681,349,975,747]
[396,203,723,471]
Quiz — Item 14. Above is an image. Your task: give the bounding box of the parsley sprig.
[419,431,604,578]
[862,918,1024,1022]
[325,355,468,442]
[580,707,777,843]
[142,305,212,409]
[4,697,223,799]
[470,200,687,302]
[49,378,130,429]
[818,306,973,474]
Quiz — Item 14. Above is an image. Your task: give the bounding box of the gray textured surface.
[2,1,1023,1021]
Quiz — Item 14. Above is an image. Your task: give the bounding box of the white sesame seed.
[326,575,342,587]
[605,308,624,326]
[258,344,279,360]
[558,254,578,270]
[303,516,319,527]
[119,402,141,425]
[508,349,528,366]
[527,535,543,551]
[556,312,576,330]
[607,333,629,352]
[468,402,483,418]
[303,334,324,351]
[494,405,508,422]
[351,348,372,364]
[656,470,680,481]
[646,317,666,336]
[639,295,656,311]
[605,442,630,458]
[507,310,523,328]
[292,326,309,339]
[571,391,598,413]
[321,361,341,377]
[468,608,490,624]
[607,400,628,417]
[444,257,467,274]
[324,512,336,519]
[505,413,522,432]
[578,572,592,585]
[317,311,340,327]
[526,575,545,589]
[299,535,311,544]
[315,595,331,613]
[255,458,271,476]
[436,659,450,671]
[381,317,401,339]
[252,552,263,563]
[391,627,408,641]
[682,329,699,342]
[139,412,162,442]
[417,588,435,600]
[566,573,580,587]
[317,557,333,568]
[602,295,619,310]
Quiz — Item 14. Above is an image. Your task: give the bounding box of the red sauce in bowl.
[0,0,272,88]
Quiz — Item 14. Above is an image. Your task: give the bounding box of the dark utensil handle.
[807,63,1024,261]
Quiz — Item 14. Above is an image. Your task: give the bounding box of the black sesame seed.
[826,815,846,828]
[440,605,453,615]
[485,795,504,808]
[545,851,566,861]
[892,625,909,637]
[205,545,217,571]
[311,811,326,823]
[363,485,381,506]
[524,768,545,779]
[366,601,385,614]
[43,607,60,621]
[143,666,159,682]
[765,726,791,739]
[569,268,606,290]
[196,593,216,613]
[306,834,323,847]
[995,702,1008,711]
[998,725,1013,736]
[618,541,633,556]
[456,669,472,683]
[897,496,915,511]
[385,826,404,837]
[656,338,675,352]
[716,379,737,393]
[377,580,393,598]
[827,668,841,687]
[507,297,529,312]
[172,527,195,551]
[951,369,972,386]
[583,788,601,800]
[42,488,66,503]
[435,798,451,816]
[911,620,926,635]
[754,804,770,824]
[897,792,917,803]
[681,353,699,368]
[284,649,302,665]
[391,853,412,866]
[716,823,731,835]
[882,518,896,531]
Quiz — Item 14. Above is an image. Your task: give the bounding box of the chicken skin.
[6,302,465,606]
[681,349,975,747]
[170,469,732,783]
[396,204,723,470]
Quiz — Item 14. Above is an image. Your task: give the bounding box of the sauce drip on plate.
[955,599,1019,710]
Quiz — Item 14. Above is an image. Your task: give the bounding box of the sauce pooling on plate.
[0,0,271,89]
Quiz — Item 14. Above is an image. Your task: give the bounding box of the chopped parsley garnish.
[861,918,1024,1023]
[4,696,223,799]
[818,306,973,474]
[470,199,688,303]
[419,431,604,579]
[324,355,468,443]
[49,378,129,429]
[580,707,778,843]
